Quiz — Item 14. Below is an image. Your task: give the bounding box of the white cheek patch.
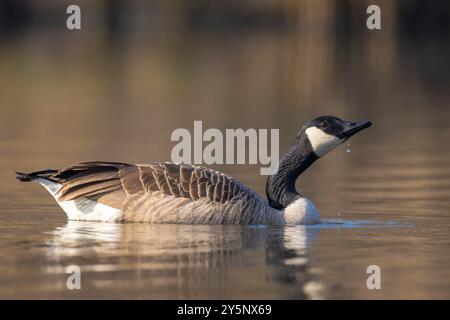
[305,127,342,157]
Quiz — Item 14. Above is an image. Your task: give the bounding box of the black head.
[300,115,372,157]
[266,115,371,210]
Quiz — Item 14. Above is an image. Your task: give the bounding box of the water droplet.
[346,142,351,153]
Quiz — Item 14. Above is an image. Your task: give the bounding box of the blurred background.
[2,0,450,215]
[0,0,449,299]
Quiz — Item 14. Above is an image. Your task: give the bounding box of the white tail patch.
[36,178,62,195]
[57,198,122,222]
[305,127,342,157]
[35,178,122,222]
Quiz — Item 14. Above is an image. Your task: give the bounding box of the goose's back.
[53,161,281,224]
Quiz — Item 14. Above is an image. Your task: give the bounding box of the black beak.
[339,120,372,139]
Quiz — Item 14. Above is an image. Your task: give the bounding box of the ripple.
[310,219,415,229]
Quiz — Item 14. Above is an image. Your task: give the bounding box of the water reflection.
[46,222,123,260]
[265,226,323,299]
[45,221,323,298]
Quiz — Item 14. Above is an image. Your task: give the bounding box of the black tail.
[15,169,58,182]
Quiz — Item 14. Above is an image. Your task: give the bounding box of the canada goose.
[16,116,371,225]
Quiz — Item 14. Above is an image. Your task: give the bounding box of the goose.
[15,115,371,225]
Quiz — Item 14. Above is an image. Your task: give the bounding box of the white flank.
[35,178,122,222]
[305,127,342,157]
[283,197,321,225]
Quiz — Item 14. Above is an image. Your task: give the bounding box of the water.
[346,142,351,153]
[1,118,449,300]
[1,29,450,298]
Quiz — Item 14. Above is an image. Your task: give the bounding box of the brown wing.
[130,162,246,204]
[53,161,250,208]
[53,161,129,208]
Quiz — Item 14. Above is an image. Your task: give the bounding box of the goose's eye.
[320,121,328,129]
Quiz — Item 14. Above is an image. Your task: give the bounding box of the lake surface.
[1,28,450,299]
[1,113,449,299]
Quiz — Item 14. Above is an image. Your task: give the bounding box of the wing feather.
[47,161,259,213]
[54,161,130,202]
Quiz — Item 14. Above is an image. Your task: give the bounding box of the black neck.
[265,132,318,209]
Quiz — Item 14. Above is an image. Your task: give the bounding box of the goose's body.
[18,162,319,224]
[16,116,371,225]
